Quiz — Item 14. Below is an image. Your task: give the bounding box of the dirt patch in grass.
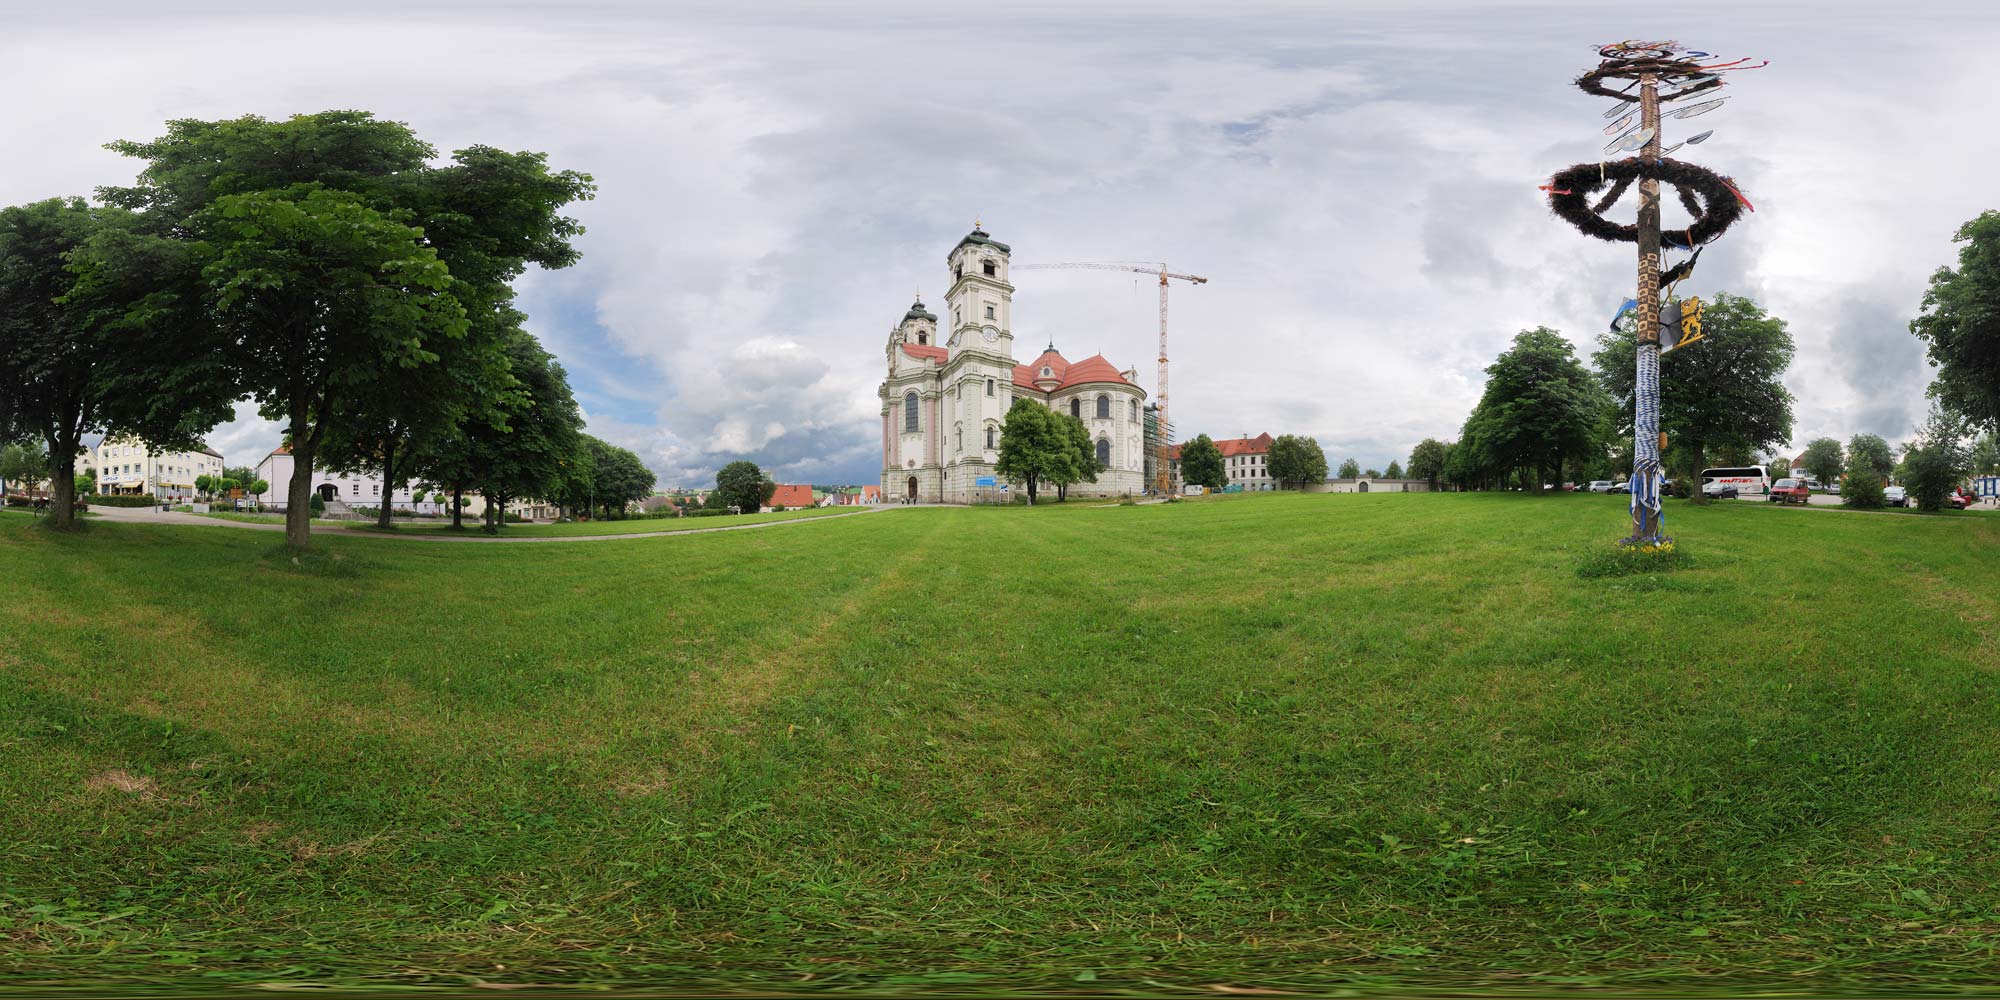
[83,769,157,798]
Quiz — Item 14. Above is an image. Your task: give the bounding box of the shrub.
[309,494,326,514]
[683,508,734,518]
[79,494,164,508]
[771,505,787,513]
[1842,467,1886,509]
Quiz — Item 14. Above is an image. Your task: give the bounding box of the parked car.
[1702,481,1739,499]
[1885,485,1909,508]
[1586,480,1614,493]
[1947,488,1976,510]
[1768,478,1810,504]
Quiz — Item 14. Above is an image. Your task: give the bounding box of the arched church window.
[1095,394,1110,419]
[917,332,927,345]
[904,392,919,433]
[986,425,995,449]
[984,305,995,319]
[983,260,996,276]
[1130,399,1138,421]
[956,424,962,452]
[1096,438,1111,469]
[1070,398,1081,418]
[986,378,995,396]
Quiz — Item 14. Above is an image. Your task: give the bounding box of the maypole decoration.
[1544,40,1764,545]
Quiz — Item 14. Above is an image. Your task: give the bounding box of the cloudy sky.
[6,1,1993,485]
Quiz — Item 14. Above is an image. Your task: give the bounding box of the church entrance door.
[906,476,918,501]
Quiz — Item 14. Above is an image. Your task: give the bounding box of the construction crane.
[1011,261,1207,495]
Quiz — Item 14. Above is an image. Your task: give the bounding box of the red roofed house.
[1166,434,1274,491]
[766,484,815,510]
[879,225,1147,503]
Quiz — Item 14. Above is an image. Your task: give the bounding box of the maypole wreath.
[1545,39,1765,546]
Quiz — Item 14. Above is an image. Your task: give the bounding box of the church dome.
[903,298,936,322]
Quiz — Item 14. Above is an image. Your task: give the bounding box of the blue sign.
[975,476,997,487]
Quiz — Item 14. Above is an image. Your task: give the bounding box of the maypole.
[1544,40,1764,545]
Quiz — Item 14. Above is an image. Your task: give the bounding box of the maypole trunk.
[1629,72,1666,544]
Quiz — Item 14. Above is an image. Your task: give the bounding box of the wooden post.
[1629,73,1666,542]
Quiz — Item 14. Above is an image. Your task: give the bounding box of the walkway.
[81,505,889,543]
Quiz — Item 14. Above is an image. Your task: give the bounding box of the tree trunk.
[1025,475,1037,505]
[286,440,316,547]
[377,437,398,530]
[451,485,464,529]
[43,427,79,529]
[1685,441,1707,505]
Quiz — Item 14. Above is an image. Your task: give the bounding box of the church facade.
[879,226,1148,504]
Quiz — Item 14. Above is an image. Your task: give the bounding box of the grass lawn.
[347,505,861,536]
[4,492,1999,993]
[196,511,351,527]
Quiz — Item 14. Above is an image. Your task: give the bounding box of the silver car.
[1885,485,1909,508]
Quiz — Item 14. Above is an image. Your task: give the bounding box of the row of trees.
[0,111,638,541]
[1413,293,1797,497]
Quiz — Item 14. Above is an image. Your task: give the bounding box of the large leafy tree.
[1178,434,1226,490]
[1406,438,1449,489]
[567,435,655,518]
[199,187,466,544]
[1848,433,1895,479]
[101,111,592,545]
[1466,327,1609,493]
[994,398,1068,504]
[715,460,776,513]
[1383,459,1403,480]
[1337,457,1361,479]
[1267,434,1328,488]
[1799,437,1844,487]
[0,199,228,527]
[1910,211,2000,432]
[1594,294,1793,503]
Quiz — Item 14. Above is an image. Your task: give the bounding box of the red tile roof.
[768,484,815,508]
[901,343,948,365]
[1010,348,1135,391]
[1168,433,1271,460]
[1217,433,1273,457]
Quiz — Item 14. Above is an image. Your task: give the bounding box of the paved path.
[83,505,889,543]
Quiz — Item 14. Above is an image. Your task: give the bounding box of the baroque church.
[879,226,1148,503]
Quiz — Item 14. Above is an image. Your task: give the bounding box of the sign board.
[1977,476,2000,498]
[974,476,997,487]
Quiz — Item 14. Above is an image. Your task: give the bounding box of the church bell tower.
[945,222,1014,360]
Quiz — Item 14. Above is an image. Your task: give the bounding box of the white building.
[879,225,1148,503]
[254,446,441,513]
[80,436,224,499]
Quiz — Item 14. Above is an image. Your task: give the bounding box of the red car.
[1947,488,1977,510]
[1768,478,1810,504]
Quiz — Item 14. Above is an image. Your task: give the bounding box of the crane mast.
[1012,261,1207,495]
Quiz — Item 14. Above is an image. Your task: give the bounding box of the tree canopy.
[1910,210,2000,432]
[1799,437,1844,486]
[1461,328,1609,492]
[715,460,777,513]
[1406,439,1449,488]
[0,198,229,526]
[1848,433,1895,478]
[1267,434,1328,488]
[1594,293,1793,502]
[1178,434,1225,490]
[1383,459,1403,480]
[1337,458,1361,479]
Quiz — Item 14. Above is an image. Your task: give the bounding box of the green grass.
[3,493,1999,993]
[347,505,860,536]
